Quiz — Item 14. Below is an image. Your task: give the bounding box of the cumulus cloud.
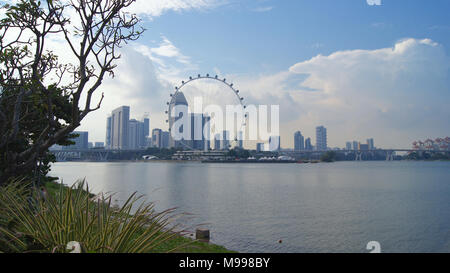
[127,0,222,18]
[77,36,199,141]
[252,6,273,13]
[366,0,382,6]
[265,38,449,148]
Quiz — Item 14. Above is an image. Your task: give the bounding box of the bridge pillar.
[386,151,394,161]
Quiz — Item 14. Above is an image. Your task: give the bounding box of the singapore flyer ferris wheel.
[166,74,247,151]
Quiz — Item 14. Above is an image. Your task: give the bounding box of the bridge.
[50,148,447,162]
[280,149,446,161]
[50,149,150,162]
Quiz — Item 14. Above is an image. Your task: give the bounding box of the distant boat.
[142,155,158,161]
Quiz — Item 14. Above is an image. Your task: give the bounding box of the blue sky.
[139,0,450,74]
[2,0,449,148]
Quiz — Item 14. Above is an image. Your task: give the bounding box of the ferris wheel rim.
[166,74,247,121]
[166,74,248,149]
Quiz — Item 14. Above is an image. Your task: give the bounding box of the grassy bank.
[44,181,234,253]
[0,180,234,253]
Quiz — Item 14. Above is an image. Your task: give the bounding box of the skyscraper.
[256,143,264,152]
[346,142,352,150]
[367,138,375,150]
[238,131,244,149]
[352,141,359,151]
[161,131,170,149]
[221,131,230,150]
[169,92,189,148]
[268,135,281,151]
[143,117,150,139]
[190,114,210,151]
[294,131,305,151]
[105,116,111,149]
[214,134,221,150]
[63,131,89,150]
[111,106,130,149]
[305,138,313,151]
[152,128,162,148]
[316,126,327,151]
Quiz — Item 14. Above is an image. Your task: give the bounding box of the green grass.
[43,181,235,253]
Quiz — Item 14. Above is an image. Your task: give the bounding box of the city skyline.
[48,0,450,148]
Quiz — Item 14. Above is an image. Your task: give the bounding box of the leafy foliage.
[0,180,184,253]
[320,151,337,162]
[0,0,143,184]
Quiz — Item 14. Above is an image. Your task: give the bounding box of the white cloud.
[366,0,381,6]
[271,38,448,148]
[127,0,222,18]
[252,6,273,13]
[210,39,450,149]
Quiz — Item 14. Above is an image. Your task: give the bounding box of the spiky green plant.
[0,180,186,253]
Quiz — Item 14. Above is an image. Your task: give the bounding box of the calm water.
[50,161,450,253]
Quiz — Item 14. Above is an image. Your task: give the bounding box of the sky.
[1,0,450,149]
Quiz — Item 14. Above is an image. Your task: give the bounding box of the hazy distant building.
[359,143,369,151]
[305,138,313,151]
[161,131,170,149]
[88,142,93,149]
[63,131,89,150]
[352,141,359,151]
[367,138,375,150]
[268,135,281,151]
[238,131,244,149]
[316,126,327,151]
[105,116,112,148]
[128,119,139,149]
[346,142,352,150]
[168,92,189,148]
[214,134,221,150]
[111,106,130,149]
[294,131,304,151]
[152,128,163,148]
[95,142,104,148]
[221,130,230,150]
[256,143,264,152]
[190,114,210,151]
[143,117,150,139]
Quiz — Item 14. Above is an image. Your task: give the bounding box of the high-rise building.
[95,142,104,148]
[367,138,375,150]
[359,143,369,151]
[221,131,230,150]
[168,92,188,148]
[316,126,327,151]
[268,135,281,151]
[352,141,359,151]
[63,131,89,150]
[152,128,163,148]
[294,131,305,151]
[190,114,210,151]
[256,143,264,152]
[305,138,313,151]
[238,131,244,149]
[128,119,139,149]
[346,142,352,150]
[143,117,150,139]
[105,116,111,149]
[111,106,130,149]
[214,134,221,151]
[161,131,170,149]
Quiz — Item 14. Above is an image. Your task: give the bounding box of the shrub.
[0,180,184,253]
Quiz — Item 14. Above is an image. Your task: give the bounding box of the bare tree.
[0,0,144,184]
